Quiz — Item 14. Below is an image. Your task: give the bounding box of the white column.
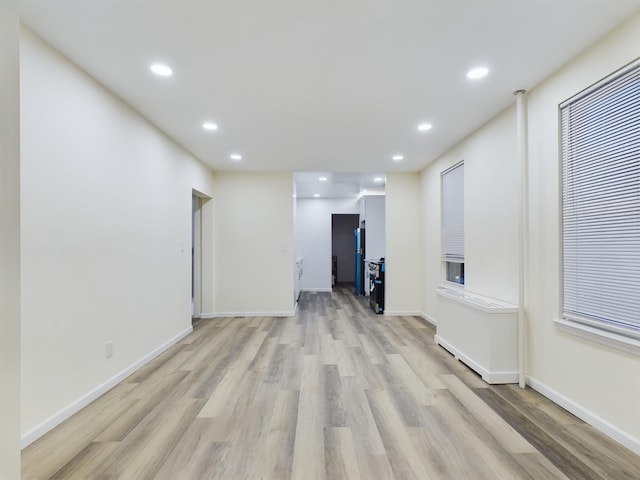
[514,89,528,390]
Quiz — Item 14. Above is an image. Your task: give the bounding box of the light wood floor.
[22,285,640,479]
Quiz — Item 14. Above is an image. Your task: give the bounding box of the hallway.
[22,287,640,479]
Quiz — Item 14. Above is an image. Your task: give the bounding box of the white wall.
[420,105,520,318]
[385,173,422,315]
[296,198,359,291]
[20,29,216,442]
[293,179,300,303]
[0,1,21,476]
[524,13,640,450]
[212,171,294,315]
[199,195,215,314]
[420,13,640,452]
[360,195,385,261]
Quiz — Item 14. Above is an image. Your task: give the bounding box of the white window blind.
[442,162,464,262]
[561,59,640,336]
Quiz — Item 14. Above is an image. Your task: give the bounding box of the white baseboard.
[383,310,423,317]
[209,311,295,318]
[20,325,193,449]
[393,311,437,327]
[195,311,296,319]
[378,311,437,328]
[420,312,437,327]
[527,375,640,455]
[301,288,333,293]
[435,334,518,384]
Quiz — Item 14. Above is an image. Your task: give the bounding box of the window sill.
[554,317,640,357]
[437,286,518,313]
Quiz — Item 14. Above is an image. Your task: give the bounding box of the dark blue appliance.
[354,227,365,294]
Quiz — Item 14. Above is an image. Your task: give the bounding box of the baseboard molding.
[383,311,424,317]
[526,376,640,455]
[381,311,437,327]
[435,334,518,384]
[195,313,216,319]
[20,325,193,449]
[420,312,437,327]
[301,288,333,293]
[209,311,295,318]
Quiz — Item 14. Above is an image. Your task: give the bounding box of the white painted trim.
[196,311,297,319]
[301,288,333,293]
[383,311,436,327]
[436,286,518,313]
[420,312,437,327]
[384,311,423,317]
[554,317,640,357]
[527,375,640,455]
[21,325,193,449]
[210,311,295,318]
[435,334,518,384]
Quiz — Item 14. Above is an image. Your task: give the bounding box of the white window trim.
[441,280,465,291]
[441,160,465,286]
[558,58,640,352]
[554,317,640,356]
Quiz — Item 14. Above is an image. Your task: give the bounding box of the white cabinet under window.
[435,287,518,384]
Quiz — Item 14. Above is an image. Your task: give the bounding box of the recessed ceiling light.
[319,177,328,182]
[150,63,173,77]
[313,193,320,198]
[374,177,384,182]
[467,67,489,79]
[202,122,218,131]
[392,155,404,161]
[230,154,242,161]
[417,123,432,132]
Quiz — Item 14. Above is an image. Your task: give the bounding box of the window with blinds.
[560,59,640,343]
[442,162,464,285]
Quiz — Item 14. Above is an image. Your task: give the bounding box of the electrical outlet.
[106,341,113,358]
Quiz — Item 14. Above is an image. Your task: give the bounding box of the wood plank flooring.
[22,285,640,479]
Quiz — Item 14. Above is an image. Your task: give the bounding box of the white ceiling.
[20,0,639,198]
[294,172,386,199]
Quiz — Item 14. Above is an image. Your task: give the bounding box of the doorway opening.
[192,194,202,318]
[331,214,360,289]
[191,190,213,321]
